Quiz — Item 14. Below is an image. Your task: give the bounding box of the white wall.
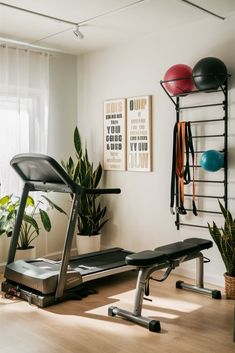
[43,53,78,257]
[76,16,235,286]
[48,53,77,161]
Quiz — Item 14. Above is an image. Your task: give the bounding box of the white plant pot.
[15,246,36,260]
[76,234,101,255]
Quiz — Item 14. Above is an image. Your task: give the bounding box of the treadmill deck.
[4,248,134,295]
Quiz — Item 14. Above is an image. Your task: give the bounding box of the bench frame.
[108,246,221,332]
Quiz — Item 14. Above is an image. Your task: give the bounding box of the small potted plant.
[0,193,66,260]
[208,201,235,299]
[62,127,108,254]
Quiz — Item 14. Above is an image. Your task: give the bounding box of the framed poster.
[127,95,152,172]
[103,98,126,171]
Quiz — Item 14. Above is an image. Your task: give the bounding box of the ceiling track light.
[73,25,84,40]
[0,0,145,44]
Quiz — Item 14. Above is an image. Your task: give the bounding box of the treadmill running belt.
[69,249,133,275]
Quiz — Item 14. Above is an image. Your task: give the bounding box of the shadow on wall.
[228,146,235,166]
[208,40,235,89]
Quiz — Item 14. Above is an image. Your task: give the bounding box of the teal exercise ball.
[200,150,224,172]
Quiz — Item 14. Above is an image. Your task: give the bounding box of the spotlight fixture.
[73,25,84,40]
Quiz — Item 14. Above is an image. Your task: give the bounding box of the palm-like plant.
[62,127,108,236]
[208,201,235,277]
[0,194,66,249]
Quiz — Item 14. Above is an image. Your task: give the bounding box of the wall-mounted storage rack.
[160,75,230,230]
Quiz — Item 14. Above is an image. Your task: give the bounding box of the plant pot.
[76,234,101,255]
[224,273,235,299]
[15,246,36,261]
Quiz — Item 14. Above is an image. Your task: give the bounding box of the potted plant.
[208,201,235,299]
[0,193,66,260]
[62,127,108,254]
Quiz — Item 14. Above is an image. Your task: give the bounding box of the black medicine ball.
[192,57,227,90]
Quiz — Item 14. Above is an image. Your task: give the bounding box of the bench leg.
[108,267,161,332]
[133,268,146,316]
[176,253,222,299]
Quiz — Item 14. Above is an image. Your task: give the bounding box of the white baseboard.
[174,267,224,288]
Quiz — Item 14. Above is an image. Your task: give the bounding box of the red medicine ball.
[164,64,194,95]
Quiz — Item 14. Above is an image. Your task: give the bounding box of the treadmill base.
[1,280,91,307]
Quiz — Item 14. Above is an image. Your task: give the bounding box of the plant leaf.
[74,127,82,156]
[97,219,109,232]
[39,209,51,232]
[26,195,35,207]
[0,195,10,206]
[23,214,39,235]
[93,164,102,188]
[73,161,80,182]
[41,195,67,215]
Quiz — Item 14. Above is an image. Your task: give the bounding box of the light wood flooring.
[0,271,234,353]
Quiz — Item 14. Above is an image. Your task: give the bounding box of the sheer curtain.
[0,44,49,195]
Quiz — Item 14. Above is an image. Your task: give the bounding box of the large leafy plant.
[62,127,108,236]
[0,194,66,249]
[208,201,235,277]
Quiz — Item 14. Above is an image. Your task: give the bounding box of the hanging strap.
[170,121,187,215]
[170,123,178,214]
[170,121,197,216]
[176,122,187,215]
[186,122,198,216]
[184,124,191,185]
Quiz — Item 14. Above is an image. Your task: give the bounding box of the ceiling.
[0,0,235,55]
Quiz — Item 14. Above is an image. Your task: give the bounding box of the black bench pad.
[125,251,166,266]
[125,238,212,266]
[183,238,212,250]
[154,241,199,260]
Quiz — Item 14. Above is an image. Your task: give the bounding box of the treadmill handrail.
[10,153,121,195]
[11,153,77,192]
[84,187,121,195]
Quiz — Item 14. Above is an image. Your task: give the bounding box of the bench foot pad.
[176,280,222,299]
[108,306,161,332]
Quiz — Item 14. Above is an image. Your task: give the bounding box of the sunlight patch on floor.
[109,289,202,312]
[1,286,202,335]
[87,301,179,320]
[85,289,202,323]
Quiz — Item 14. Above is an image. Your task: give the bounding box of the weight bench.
[108,237,221,332]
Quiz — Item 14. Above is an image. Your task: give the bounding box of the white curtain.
[0,44,49,195]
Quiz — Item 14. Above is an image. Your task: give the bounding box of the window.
[0,96,30,194]
[0,45,49,195]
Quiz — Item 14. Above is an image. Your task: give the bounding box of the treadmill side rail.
[4,260,83,294]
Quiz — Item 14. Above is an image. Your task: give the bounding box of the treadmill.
[2,153,133,307]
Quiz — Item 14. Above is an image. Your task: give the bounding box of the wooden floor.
[0,271,234,353]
